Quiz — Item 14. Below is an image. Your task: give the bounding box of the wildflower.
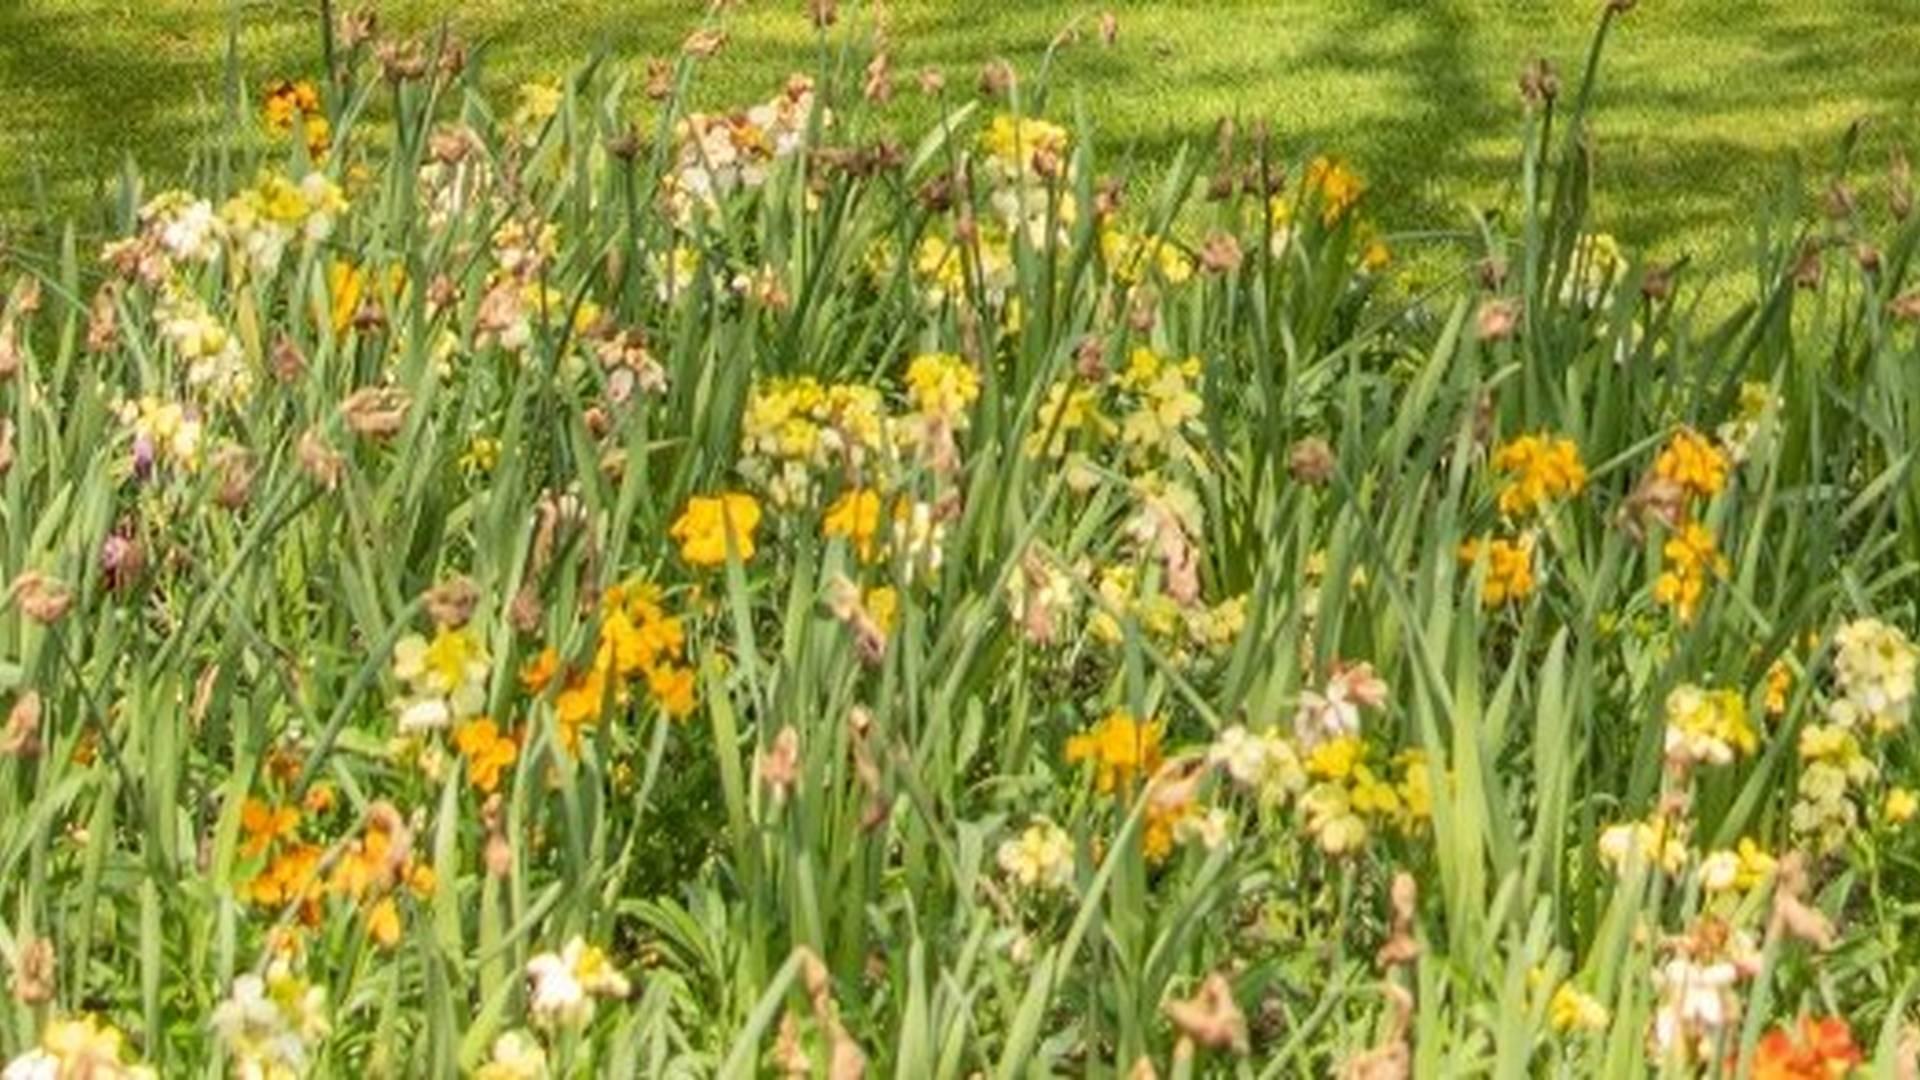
[453,719,518,793]
[1653,520,1727,624]
[391,625,491,732]
[210,960,331,1078]
[1750,1016,1863,1080]
[997,818,1074,892]
[526,937,631,1029]
[1292,661,1388,748]
[1065,710,1164,794]
[3,1016,156,1079]
[1699,838,1775,893]
[241,799,301,859]
[475,1031,550,1080]
[1300,782,1368,856]
[1831,617,1918,727]
[1765,659,1792,716]
[117,397,203,475]
[1662,684,1756,768]
[262,79,331,157]
[1303,156,1364,226]
[1459,534,1536,608]
[822,488,884,561]
[1651,955,1742,1063]
[1548,983,1609,1033]
[1491,433,1586,516]
[1597,816,1688,876]
[672,493,763,566]
[1207,725,1305,800]
[1885,787,1917,825]
[903,352,980,426]
[1653,428,1728,502]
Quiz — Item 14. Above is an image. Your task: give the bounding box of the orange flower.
[453,718,519,793]
[521,647,560,693]
[1750,1016,1862,1080]
[240,799,301,859]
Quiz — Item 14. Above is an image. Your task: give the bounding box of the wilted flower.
[1293,661,1388,748]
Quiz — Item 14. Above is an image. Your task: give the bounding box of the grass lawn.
[3,1,1918,291]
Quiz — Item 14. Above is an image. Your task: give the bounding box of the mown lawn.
[3,0,1918,289]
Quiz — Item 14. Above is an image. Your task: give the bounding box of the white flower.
[1207,726,1304,800]
[526,938,629,1029]
[210,962,330,1079]
[475,1031,549,1080]
[1833,617,1919,726]
[1650,957,1740,1060]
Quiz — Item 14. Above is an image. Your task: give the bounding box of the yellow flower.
[1653,428,1728,502]
[1065,710,1164,794]
[904,352,980,424]
[1653,519,1727,624]
[823,487,884,561]
[1304,156,1364,226]
[1491,432,1587,516]
[1662,684,1756,768]
[1460,534,1536,608]
[998,818,1074,891]
[980,114,1069,176]
[1549,983,1610,1033]
[1764,659,1792,716]
[1305,735,1363,782]
[1886,787,1918,825]
[672,492,762,566]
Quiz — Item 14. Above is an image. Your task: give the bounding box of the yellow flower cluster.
[391,625,492,733]
[1662,683,1755,769]
[1100,228,1195,286]
[1065,710,1164,794]
[1460,534,1536,609]
[1597,814,1690,876]
[1491,432,1587,517]
[527,582,697,753]
[1698,837,1775,894]
[980,114,1070,179]
[1298,736,1431,856]
[672,492,763,566]
[1303,156,1365,226]
[903,352,982,427]
[262,78,331,157]
[740,377,892,506]
[1653,427,1728,501]
[1023,346,1206,469]
[1653,520,1727,624]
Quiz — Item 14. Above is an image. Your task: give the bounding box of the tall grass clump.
[3,2,1920,1076]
